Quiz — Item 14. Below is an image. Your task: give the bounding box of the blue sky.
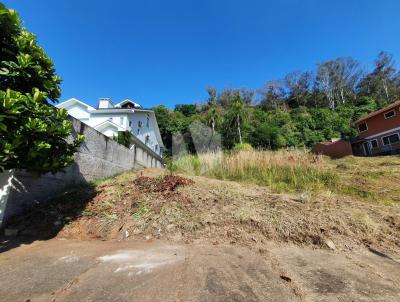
[3,0,400,108]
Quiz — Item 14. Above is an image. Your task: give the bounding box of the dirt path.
[0,238,399,302]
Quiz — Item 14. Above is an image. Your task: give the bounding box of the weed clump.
[172,150,337,193]
[134,175,194,192]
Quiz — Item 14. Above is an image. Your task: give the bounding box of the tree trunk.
[383,79,389,99]
[208,117,216,151]
[237,114,242,145]
[340,88,345,104]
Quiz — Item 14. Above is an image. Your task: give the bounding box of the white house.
[56,98,164,156]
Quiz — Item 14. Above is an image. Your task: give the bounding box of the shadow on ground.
[0,183,97,253]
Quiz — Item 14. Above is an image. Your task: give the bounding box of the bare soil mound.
[6,169,400,256]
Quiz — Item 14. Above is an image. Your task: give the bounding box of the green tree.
[153,105,188,153]
[226,95,247,145]
[152,52,400,152]
[358,52,400,103]
[258,80,286,111]
[206,106,222,137]
[0,89,83,174]
[284,71,313,108]
[315,57,361,109]
[0,3,61,101]
[0,3,82,174]
[174,104,197,117]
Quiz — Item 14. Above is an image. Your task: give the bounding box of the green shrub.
[0,4,83,175]
[0,89,84,174]
[232,143,253,152]
[114,131,132,148]
[168,154,202,175]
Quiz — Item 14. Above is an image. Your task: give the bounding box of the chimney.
[98,98,113,109]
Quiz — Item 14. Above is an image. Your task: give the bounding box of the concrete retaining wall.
[0,116,163,227]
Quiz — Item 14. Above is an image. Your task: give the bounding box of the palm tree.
[229,95,246,144]
[207,107,219,136]
[205,106,221,150]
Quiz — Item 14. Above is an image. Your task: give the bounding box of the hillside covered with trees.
[154,52,400,154]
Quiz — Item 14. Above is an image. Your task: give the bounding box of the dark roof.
[354,100,400,124]
[350,137,367,144]
[93,107,152,112]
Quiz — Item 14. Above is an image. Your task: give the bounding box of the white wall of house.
[56,98,164,156]
[128,111,160,154]
[86,113,128,130]
[100,125,119,138]
[63,102,91,121]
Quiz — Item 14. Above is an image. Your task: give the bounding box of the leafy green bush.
[114,131,132,148]
[0,89,84,174]
[232,143,253,152]
[168,154,201,175]
[0,3,61,101]
[0,4,83,175]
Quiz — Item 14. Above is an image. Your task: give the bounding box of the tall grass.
[170,149,337,192]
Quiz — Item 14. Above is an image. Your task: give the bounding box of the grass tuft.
[171,150,337,193]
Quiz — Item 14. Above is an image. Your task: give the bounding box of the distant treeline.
[154,51,400,154]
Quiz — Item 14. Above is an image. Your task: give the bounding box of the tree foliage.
[154,52,400,154]
[0,3,61,101]
[0,3,82,174]
[114,131,132,148]
[0,89,83,174]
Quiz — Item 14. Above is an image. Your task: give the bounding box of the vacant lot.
[7,151,400,253]
[3,152,400,301]
[171,150,400,206]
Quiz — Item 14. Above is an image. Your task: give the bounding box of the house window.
[357,122,368,133]
[155,144,158,152]
[145,135,150,144]
[370,139,378,148]
[384,110,396,119]
[146,116,150,128]
[138,121,142,128]
[382,133,400,146]
[129,121,132,127]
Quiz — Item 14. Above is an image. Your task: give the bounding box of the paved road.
[0,238,399,301]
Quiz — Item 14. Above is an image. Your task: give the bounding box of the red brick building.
[312,101,400,158]
[352,100,400,156]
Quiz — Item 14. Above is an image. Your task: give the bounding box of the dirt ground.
[0,238,399,302]
[3,168,400,301]
[11,168,397,254]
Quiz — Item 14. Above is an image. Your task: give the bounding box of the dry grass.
[170,150,337,193]
[170,150,400,206]
[56,153,399,254]
[72,169,400,253]
[10,153,400,255]
[333,155,400,206]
